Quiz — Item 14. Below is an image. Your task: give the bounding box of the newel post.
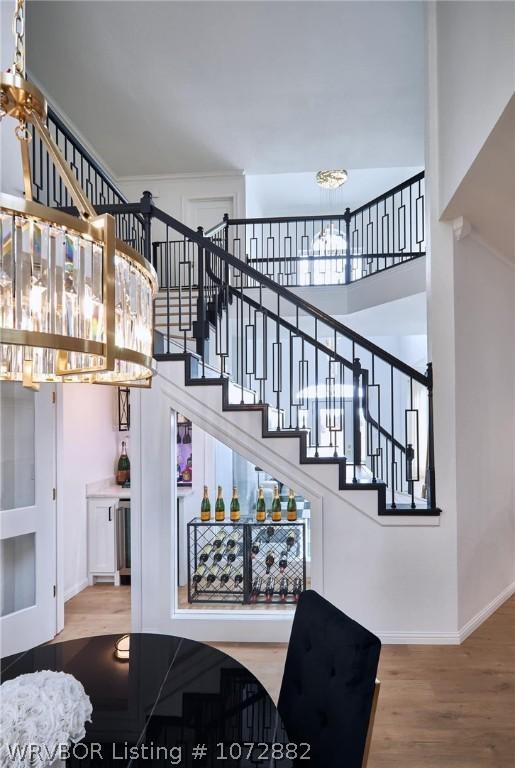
[140,190,153,265]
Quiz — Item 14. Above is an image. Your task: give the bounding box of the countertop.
[86,479,194,499]
[86,481,131,499]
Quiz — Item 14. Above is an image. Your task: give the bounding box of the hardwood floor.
[56,587,515,767]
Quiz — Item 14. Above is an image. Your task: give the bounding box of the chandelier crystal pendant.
[315,169,348,190]
[0,0,157,388]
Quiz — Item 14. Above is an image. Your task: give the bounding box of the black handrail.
[351,170,424,217]
[223,171,425,226]
[227,283,406,455]
[47,107,129,205]
[149,204,428,386]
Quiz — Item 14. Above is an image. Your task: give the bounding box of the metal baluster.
[196,227,206,362]
[352,355,362,482]
[344,207,351,284]
[426,362,436,509]
[239,288,244,403]
[390,365,396,508]
[314,319,319,457]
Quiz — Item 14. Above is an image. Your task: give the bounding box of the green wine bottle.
[271,485,282,522]
[256,487,266,522]
[287,489,297,521]
[200,486,211,521]
[230,486,241,522]
[215,485,225,521]
[116,441,130,485]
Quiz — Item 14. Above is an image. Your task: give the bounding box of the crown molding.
[118,170,245,184]
[452,216,472,241]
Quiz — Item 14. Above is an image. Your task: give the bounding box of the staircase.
[154,287,199,343]
[146,188,438,517]
[30,114,436,517]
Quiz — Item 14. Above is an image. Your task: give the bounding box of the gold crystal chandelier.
[0,0,157,388]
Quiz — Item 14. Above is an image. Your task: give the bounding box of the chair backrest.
[278,590,381,768]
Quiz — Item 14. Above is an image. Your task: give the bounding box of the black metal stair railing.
[25,113,436,514]
[146,203,436,515]
[203,172,425,288]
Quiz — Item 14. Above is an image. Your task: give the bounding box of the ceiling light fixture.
[0,0,157,388]
[315,169,348,190]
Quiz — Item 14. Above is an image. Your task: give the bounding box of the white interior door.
[0,383,57,656]
[184,197,234,232]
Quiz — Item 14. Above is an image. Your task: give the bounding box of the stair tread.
[156,348,436,517]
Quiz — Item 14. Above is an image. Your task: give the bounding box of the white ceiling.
[246,166,423,217]
[27,1,425,177]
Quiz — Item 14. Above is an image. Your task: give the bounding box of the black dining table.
[1,633,297,767]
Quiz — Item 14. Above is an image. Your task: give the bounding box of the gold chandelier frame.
[0,4,157,388]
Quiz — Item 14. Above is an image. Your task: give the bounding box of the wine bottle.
[271,485,282,522]
[256,487,266,522]
[206,566,219,584]
[279,576,289,602]
[215,485,225,521]
[251,541,260,558]
[227,529,241,549]
[279,551,288,573]
[292,577,303,602]
[200,486,211,522]
[287,489,297,521]
[250,576,263,602]
[266,524,275,540]
[265,576,275,602]
[116,441,130,485]
[192,564,207,585]
[286,529,296,549]
[199,543,213,563]
[219,564,232,584]
[230,487,241,522]
[234,569,243,585]
[213,547,225,563]
[226,547,237,563]
[265,550,275,574]
[213,531,226,548]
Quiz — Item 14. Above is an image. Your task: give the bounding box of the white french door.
[0,383,57,656]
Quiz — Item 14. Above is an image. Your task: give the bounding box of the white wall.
[119,172,245,240]
[454,235,515,627]
[426,1,515,639]
[132,364,458,644]
[245,166,423,218]
[435,1,515,213]
[57,384,119,600]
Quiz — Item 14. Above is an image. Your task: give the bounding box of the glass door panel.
[0,383,35,510]
[0,383,56,656]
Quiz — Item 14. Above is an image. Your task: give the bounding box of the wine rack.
[187,518,306,605]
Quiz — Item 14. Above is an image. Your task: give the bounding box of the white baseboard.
[64,578,89,603]
[377,630,461,645]
[377,582,515,645]
[458,581,515,643]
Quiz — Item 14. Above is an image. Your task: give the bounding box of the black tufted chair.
[278,590,381,768]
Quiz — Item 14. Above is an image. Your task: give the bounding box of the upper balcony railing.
[205,172,425,289]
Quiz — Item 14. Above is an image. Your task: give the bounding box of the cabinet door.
[88,499,116,574]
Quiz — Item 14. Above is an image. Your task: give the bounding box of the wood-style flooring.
[55,586,515,767]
